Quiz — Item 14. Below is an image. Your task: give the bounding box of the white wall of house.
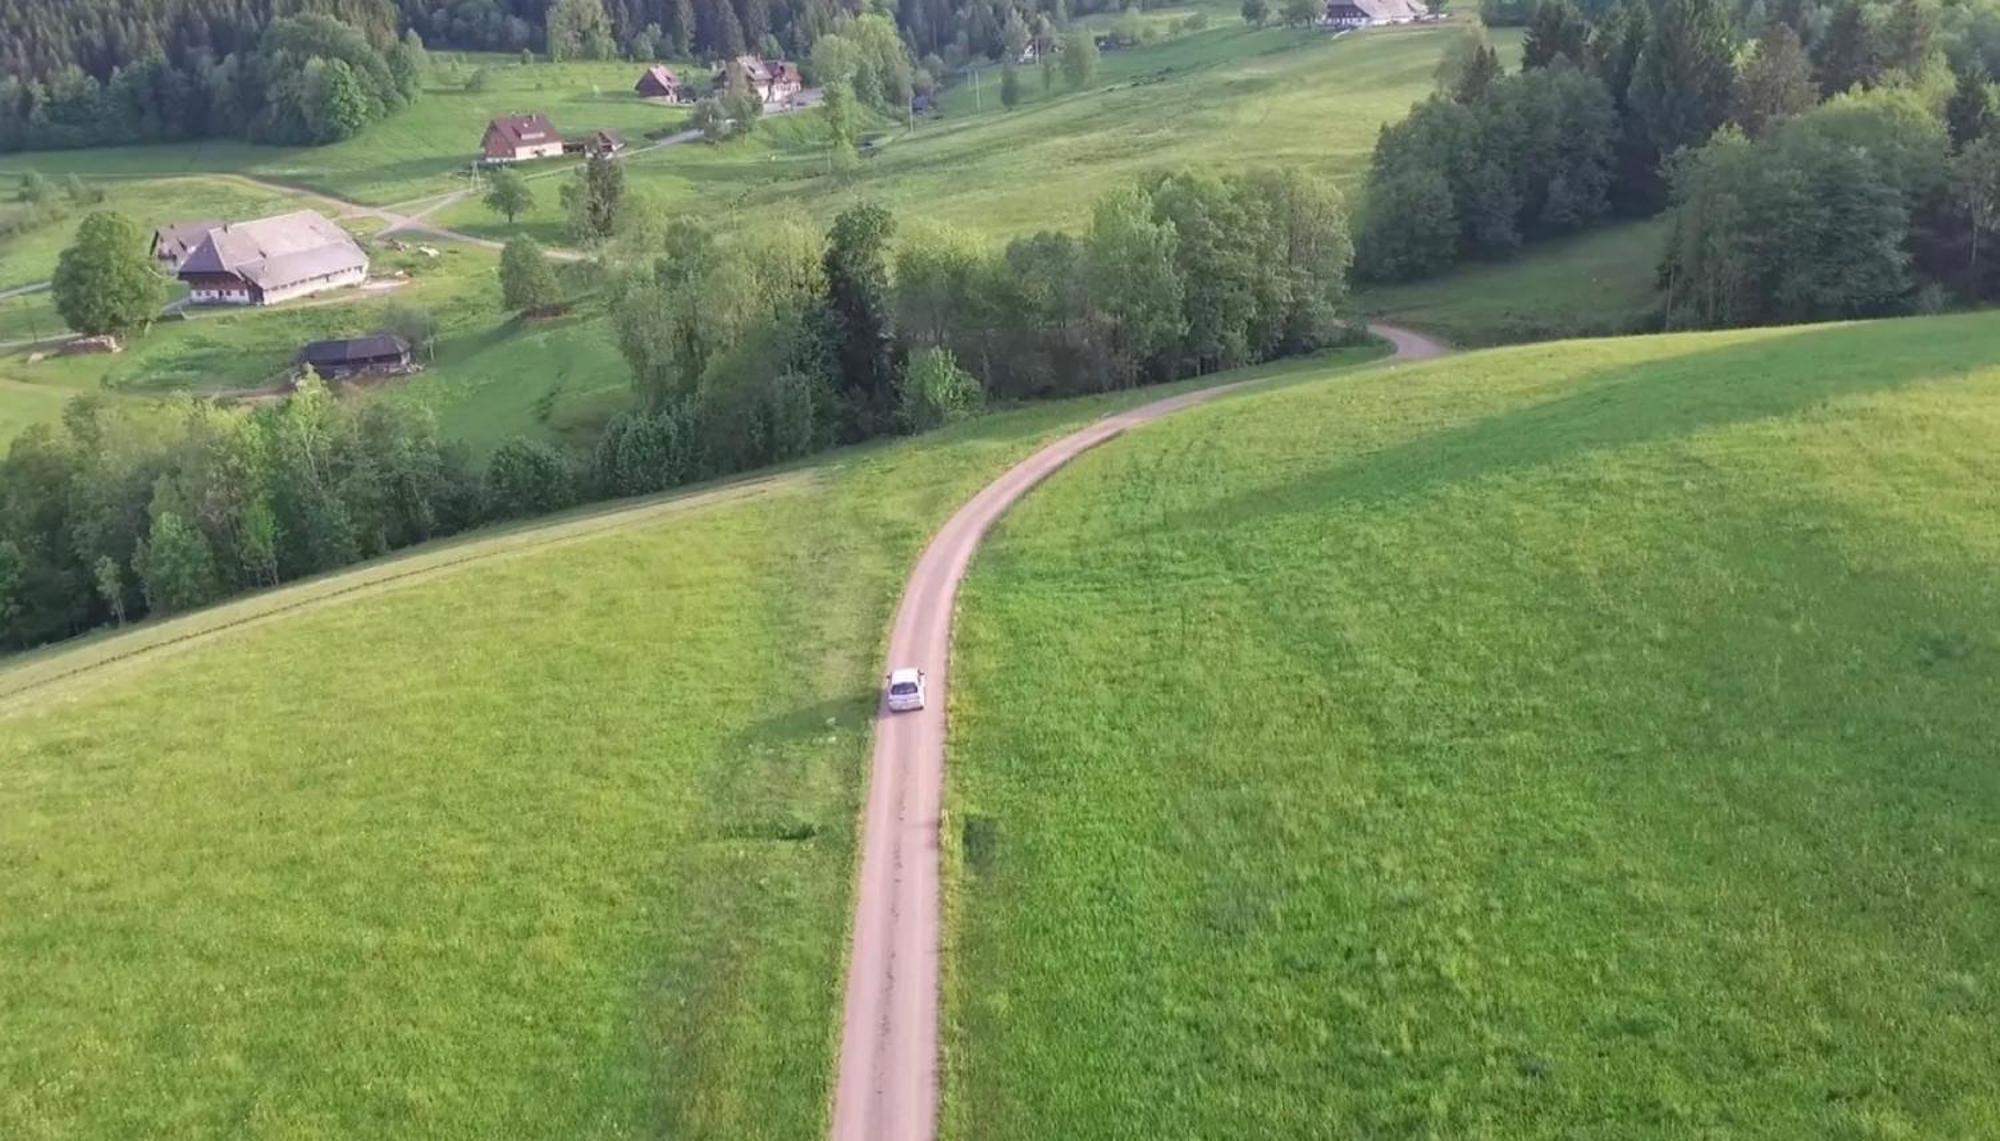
[494,141,566,162]
[259,265,368,306]
[190,282,255,304]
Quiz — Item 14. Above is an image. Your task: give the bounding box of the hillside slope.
[944,313,2000,1138]
[0,349,1378,1140]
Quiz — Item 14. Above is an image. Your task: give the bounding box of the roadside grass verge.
[944,312,2000,1138]
[0,351,1375,1140]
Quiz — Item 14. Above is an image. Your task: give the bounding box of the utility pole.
[974,65,981,112]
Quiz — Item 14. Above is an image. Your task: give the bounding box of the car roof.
[889,667,922,684]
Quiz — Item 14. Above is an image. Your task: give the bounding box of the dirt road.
[828,324,1449,1141]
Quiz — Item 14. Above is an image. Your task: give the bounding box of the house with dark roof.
[635,65,687,101]
[298,334,413,380]
[151,220,224,270]
[176,211,369,307]
[482,113,564,162]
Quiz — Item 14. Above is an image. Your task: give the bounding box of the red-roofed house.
[482,113,564,162]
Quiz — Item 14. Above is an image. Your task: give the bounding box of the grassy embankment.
[0,345,1381,1140]
[944,311,2000,1138]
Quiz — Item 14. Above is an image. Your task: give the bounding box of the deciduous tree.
[51,211,164,336]
[482,166,534,223]
[500,238,564,313]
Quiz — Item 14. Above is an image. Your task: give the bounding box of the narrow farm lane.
[828,323,1448,1141]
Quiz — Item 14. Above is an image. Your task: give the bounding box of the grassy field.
[0,357,1381,1140]
[0,59,692,208]
[0,176,309,290]
[1356,218,1668,348]
[943,312,2000,1137]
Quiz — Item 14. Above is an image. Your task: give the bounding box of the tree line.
[600,169,1354,473]
[1,170,1355,651]
[1358,0,2000,328]
[0,6,425,152]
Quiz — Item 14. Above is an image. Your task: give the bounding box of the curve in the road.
[828,324,1448,1141]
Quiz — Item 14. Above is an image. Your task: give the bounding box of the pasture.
[0,361,1373,1140]
[944,312,2000,1137]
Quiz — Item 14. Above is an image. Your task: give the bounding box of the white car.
[886,667,926,713]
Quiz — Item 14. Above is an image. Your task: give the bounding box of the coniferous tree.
[1522,0,1592,70]
[1946,59,1994,152]
[1734,22,1817,137]
[1814,0,1878,96]
[1631,0,1736,159]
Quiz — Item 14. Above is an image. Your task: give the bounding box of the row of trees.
[393,0,1124,73]
[0,14,426,151]
[605,169,1355,463]
[0,385,488,649]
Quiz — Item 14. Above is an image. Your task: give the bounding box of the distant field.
[0,59,692,208]
[945,313,2000,1137]
[0,363,1337,1141]
[1358,218,1668,347]
[440,23,1496,244]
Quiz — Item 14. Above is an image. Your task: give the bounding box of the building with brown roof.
[635,65,686,101]
[482,113,565,162]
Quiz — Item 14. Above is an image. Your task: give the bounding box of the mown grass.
[943,312,2000,1138]
[0,363,1313,1141]
[1357,218,1667,347]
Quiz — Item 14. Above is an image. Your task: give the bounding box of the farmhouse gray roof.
[177,211,367,291]
[153,219,224,259]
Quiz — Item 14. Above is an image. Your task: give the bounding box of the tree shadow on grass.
[1170,315,1998,532]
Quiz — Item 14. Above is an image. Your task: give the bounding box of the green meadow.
[1355,218,1668,347]
[943,312,2000,1138]
[0,362,1379,1140]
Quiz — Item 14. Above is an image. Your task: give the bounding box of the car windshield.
[889,682,917,695]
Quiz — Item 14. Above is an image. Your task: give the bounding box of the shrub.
[485,437,575,519]
[897,347,985,432]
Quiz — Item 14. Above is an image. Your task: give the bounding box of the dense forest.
[1359,0,2000,327]
[0,0,424,151]
[0,0,1139,151]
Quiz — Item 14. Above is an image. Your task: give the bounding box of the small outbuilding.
[564,129,627,157]
[297,333,414,380]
